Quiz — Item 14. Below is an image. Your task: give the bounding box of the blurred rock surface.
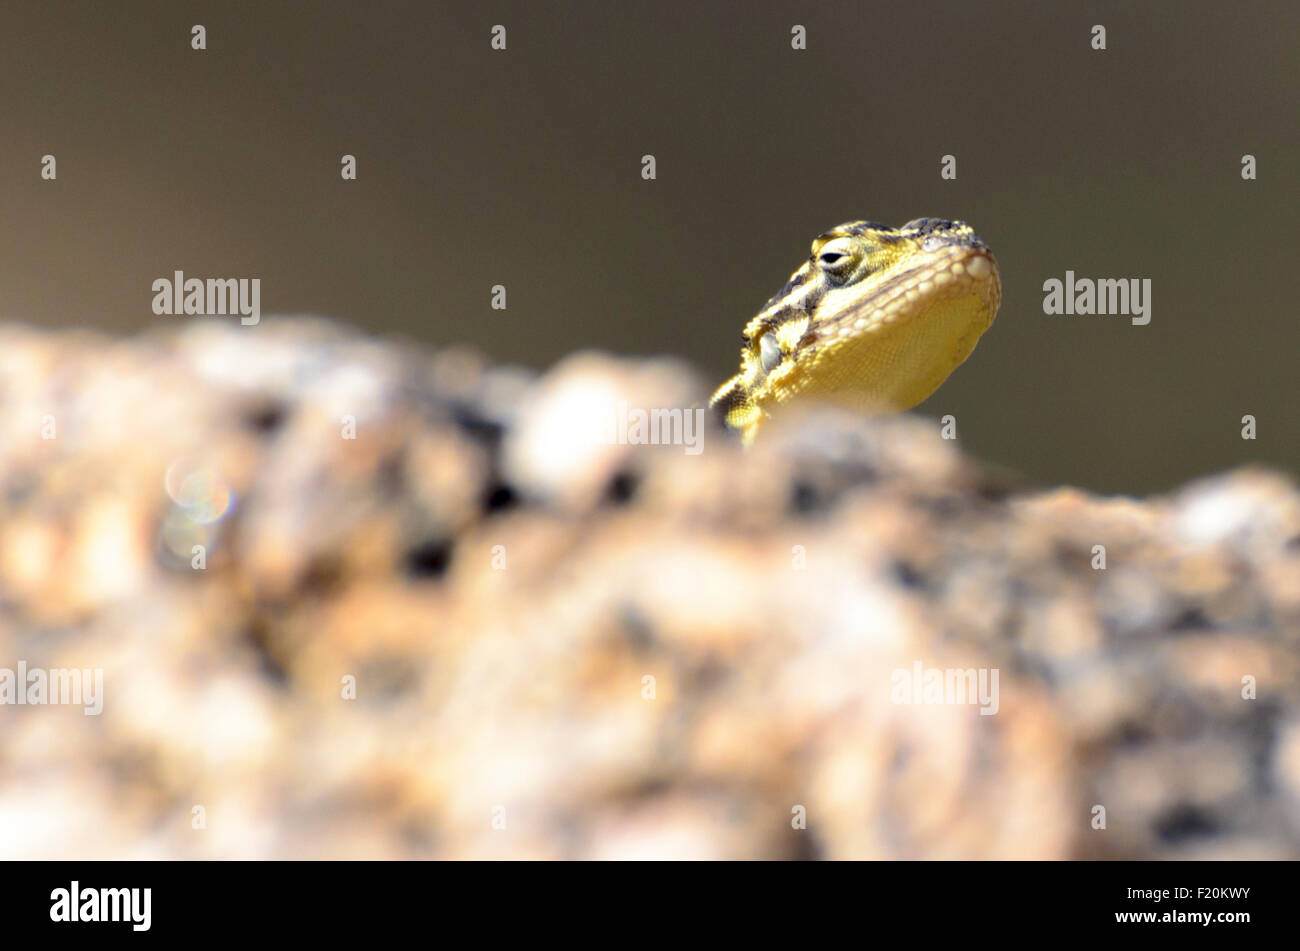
[0,317,1297,859]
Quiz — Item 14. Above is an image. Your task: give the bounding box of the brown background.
[1,1,1296,493]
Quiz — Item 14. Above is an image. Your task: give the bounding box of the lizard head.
[710,219,1001,444]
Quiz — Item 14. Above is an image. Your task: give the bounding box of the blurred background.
[1,0,1299,865]
[0,0,1296,492]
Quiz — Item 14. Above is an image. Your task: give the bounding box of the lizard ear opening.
[759,332,782,373]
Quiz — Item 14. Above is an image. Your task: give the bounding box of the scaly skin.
[710,219,1001,444]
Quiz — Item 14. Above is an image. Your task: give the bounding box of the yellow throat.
[710,218,1001,444]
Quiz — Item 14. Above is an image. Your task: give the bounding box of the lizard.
[710,219,1001,445]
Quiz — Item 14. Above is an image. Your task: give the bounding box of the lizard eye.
[814,239,857,276]
[759,333,782,373]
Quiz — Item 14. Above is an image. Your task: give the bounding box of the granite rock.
[0,317,1296,859]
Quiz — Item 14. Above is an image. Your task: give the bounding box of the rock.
[0,316,1296,859]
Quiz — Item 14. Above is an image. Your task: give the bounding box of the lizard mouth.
[896,244,1000,331]
[811,243,1000,341]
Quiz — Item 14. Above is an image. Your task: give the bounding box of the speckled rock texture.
[1,317,1297,859]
